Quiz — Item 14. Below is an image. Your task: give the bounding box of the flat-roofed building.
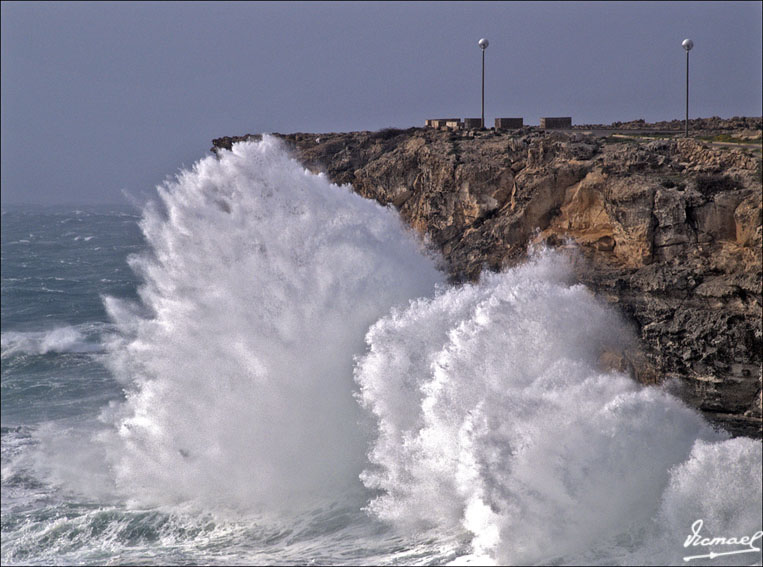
[540,117,572,129]
[463,118,483,129]
[426,118,462,129]
[495,117,523,129]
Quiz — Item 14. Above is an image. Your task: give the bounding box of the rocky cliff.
[212,122,762,437]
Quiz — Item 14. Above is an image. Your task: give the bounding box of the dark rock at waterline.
[211,120,763,438]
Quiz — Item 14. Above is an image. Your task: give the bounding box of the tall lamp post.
[682,38,693,137]
[479,38,489,128]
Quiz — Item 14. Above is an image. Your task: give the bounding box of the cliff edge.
[212,121,762,437]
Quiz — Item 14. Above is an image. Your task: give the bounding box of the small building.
[426,118,462,129]
[463,118,483,129]
[540,117,572,129]
[495,117,523,129]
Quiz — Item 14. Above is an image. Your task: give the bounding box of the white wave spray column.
[355,251,762,565]
[102,137,444,510]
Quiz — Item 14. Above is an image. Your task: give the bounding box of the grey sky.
[2,1,761,205]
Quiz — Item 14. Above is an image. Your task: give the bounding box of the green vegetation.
[697,133,763,145]
[606,133,678,142]
[372,127,410,141]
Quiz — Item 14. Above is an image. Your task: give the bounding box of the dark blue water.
[1,205,143,425]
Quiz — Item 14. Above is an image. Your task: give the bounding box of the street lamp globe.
[682,39,694,137]
[478,38,489,128]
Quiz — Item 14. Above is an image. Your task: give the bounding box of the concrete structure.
[425,118,462,129]
[424,117,523,130]
[495,117,523,129]
[540,117,572,129]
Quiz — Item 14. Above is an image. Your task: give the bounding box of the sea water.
[2,136,761,565]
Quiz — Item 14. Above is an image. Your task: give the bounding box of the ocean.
[1,136,761,566]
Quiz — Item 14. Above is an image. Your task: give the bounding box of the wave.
[14,136,759,565]
[98,135,444,510]
[1,325,105,358]
[355,245,762,565]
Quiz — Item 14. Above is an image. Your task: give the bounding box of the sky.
[2,1,761,205]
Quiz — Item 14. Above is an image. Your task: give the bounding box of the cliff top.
[210,118,762,438]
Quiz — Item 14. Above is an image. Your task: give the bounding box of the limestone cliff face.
[212,126,763,437]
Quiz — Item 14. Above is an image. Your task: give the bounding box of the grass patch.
[697,133,763,145]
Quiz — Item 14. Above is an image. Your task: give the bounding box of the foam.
[21,136,759,564]
[354,250,761,565]
[99,136,444,510]
[1,326,103,357]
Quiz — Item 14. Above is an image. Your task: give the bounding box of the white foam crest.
[100,136,444,510]
[355,250,761,565]
[0,504,260,566]
[1,326,103,357]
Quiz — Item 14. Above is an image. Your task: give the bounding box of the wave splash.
[355,251,762,565]
[100,136,444,510]
[24,135,757,564]
[1,325,105,357]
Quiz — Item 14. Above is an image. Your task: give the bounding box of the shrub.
[372,127,406,141]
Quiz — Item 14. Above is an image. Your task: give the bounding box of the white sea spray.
[99,136,444,510]
[4,137,759,566]
[354,250,762,565]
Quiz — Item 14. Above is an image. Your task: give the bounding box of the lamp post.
[479,38,489,128]
[682,38,693,137]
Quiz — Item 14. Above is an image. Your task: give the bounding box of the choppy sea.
[2,136,761,566]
